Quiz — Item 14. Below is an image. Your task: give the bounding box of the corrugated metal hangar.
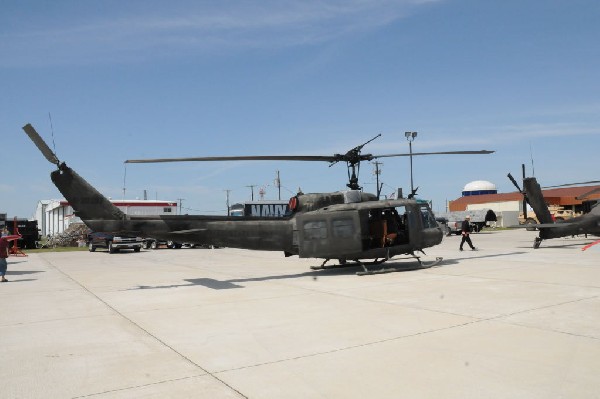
[35,199,177,237]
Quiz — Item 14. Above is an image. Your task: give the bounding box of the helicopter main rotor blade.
[126,150,494,164]
[125,155,337,164]
[576,187,600,200]
[22,123,60,165]
[507,173,523,193]
[372,150,495,158]
[543,180,600,188]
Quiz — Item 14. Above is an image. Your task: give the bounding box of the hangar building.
[448,180,600,227]
[35,199,177,237]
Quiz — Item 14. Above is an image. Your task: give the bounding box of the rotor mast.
[331,133,381,190]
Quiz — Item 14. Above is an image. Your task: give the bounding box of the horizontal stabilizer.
[532,222,573,229]
[510,222,574,230]
[170,228,208,234]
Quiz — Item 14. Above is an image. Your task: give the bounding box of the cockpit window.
[420,205,438,229]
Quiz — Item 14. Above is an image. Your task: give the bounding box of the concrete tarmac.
[1,229,599,398]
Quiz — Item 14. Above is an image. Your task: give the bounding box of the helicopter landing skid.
[310,258,385,272]
[356,255,443,275]
[310,255,443,275]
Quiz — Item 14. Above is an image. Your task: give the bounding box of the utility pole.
[372,161,383,200]
[224,189,231,216]
[275,170,281,200]
[176,198,185,215]
[246,185,256,201]
[522,163,527,220]
[122,164,127,201]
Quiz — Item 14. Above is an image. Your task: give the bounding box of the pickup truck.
[87,232,143,253]
[446,220,485,235]
[436,209,497,236]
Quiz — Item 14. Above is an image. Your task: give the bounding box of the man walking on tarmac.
[459,215,477,251]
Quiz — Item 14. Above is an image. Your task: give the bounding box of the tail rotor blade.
[22,123,60,165]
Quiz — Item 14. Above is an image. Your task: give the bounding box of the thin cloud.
[0,184,16,194]
[1,0,442,67]
[365,122,600,153]
[482,123,599,143]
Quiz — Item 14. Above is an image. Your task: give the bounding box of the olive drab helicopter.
[24,123,493,275]
[508,173,600,249]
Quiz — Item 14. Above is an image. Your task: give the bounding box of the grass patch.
[23,246,89,253]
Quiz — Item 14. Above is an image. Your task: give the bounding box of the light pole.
[405,131,417,196]
[246,185,256,201]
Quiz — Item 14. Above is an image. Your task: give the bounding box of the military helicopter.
[508,173,600,249]
[24,123,493,275]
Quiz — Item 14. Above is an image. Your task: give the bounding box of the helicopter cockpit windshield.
[420,204,438,229]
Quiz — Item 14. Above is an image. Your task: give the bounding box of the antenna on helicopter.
[408,187,419,199]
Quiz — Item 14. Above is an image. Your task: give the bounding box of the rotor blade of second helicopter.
[576,187,600,200]
[125,155,337,163]
[372,150,495,158]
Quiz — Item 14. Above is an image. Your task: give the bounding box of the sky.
[2,0,599,218]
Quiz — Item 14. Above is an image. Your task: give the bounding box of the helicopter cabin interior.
[367,207,409,249]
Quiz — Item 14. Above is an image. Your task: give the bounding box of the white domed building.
[461,180,498,197]
[450,179,518,214]
[447,179,521,227]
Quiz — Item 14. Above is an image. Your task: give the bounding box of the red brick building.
[449,184,600,212]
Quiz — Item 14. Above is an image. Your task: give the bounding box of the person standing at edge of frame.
[0,229,11,282]
[0,227,21,282]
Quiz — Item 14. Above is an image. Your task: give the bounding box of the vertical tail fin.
[51,164,125,221]
[523,177,553,224]
[23,123,125,222]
